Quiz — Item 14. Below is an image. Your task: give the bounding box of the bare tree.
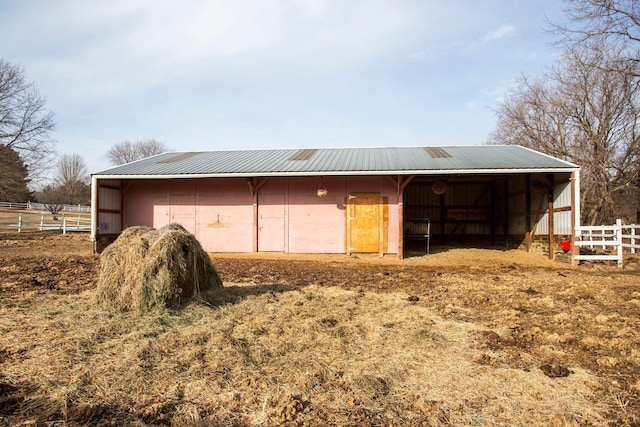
[488,45,640,225]
[552,0,640,74]
[54,153,90,205]
[107,138,169,165]
[55,153,87,186]
[0,59,56,182]
[36,184,65,215]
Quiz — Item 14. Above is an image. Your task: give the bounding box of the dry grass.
[1,282,607,426]
[95,224,222,314]
[1,233,638,425]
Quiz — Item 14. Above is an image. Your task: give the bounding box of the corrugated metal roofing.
[93,146,579,177]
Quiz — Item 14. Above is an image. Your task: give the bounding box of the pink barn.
[91,146,580,260]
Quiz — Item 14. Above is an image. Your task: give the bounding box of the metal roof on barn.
[93,145,578,178]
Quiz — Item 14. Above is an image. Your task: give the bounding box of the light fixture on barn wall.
[317,176,328,197]
[432,180,446,195]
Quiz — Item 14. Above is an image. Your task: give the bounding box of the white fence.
[574,219,640,267]
[0,212,91,233]
[0,201,91,213]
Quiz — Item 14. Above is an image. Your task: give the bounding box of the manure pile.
[95,223,222,313]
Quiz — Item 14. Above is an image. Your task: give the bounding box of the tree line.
[33,139,169,212]
[487,0,640,225]
[0,57,168,211]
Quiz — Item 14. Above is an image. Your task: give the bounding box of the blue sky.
[0,0,565,176]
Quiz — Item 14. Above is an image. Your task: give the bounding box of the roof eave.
[92,167,580,180]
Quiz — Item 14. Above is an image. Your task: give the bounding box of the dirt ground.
[0,231,639,426]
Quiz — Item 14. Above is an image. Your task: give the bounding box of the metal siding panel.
[196,179,254,252]
[537,211,550,234]
[287,176,347,253]
[554,178,573,235]
[554,180,572,208]
[98,212,121,234]
[258,179,287,252]
[122,181,168,228]
[98,187,121,211]
[554,211,573,235]
[169,192,197,234]
[97,184,122,234]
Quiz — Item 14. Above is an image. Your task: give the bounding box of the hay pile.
[95,223,222,314]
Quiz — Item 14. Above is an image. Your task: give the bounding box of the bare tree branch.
[107,138,170,165]
[53,153,90,205]
[551,0,640,75]
[488,45,640,225]
[0,59,56,183]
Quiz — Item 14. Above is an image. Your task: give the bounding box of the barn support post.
[439,193,446,245]
[253,190,258,252]
[90,175,98,253]
[386,175,414,259]
[525,174,532,251]
[570,170,581,266]
[570,171,577,265]
[400,175,415,259]
[398,186,403,259]
[246,178,267,252]
[547,174,555,260]
[120,181,126,232]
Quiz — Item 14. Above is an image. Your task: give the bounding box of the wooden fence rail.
[574,219,640,267]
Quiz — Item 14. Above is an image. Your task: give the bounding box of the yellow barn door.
[347,193,383,254]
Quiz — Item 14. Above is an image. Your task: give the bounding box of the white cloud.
[0,0,565,175]
[2,0,428,99]
[483,24,515,42]
[408,40,467,63]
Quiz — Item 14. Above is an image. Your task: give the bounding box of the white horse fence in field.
[574,219,640,267]
[0,212,91,233]
[0,201,90,213]
[0,201,91,233]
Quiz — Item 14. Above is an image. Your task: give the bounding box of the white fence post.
[574,219,634,268]
[616,219,623,268]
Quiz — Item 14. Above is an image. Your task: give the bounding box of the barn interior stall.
[400,172,578,260]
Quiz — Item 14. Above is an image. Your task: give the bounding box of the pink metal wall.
[258,178,287,252]
[194,179,254,252]
[287,176,347,253]
[122,176,399,254]
[123,178,254,252]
